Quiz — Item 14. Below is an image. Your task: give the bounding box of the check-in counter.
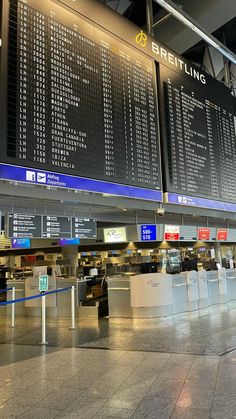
[108,276,132,317]
[218,268,228,303]
[172,273,187,314]
[198,269,208,308]
[130,273,173,318]
[6,277,77,317]
[207,270,220,306]
[186,271,199,311]
[226,268,236,299]
[108,268,236,318]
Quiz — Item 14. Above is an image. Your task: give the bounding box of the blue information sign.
[12,238,31,249]
[141,225,157,241]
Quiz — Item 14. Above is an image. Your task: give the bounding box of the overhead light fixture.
[153,0,236,65]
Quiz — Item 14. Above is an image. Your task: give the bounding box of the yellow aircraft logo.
[135,30,147,47]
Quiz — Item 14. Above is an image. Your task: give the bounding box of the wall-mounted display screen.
[104,227,127,243]
[160,65,236,203]
[141,225,157,241]
[72,218,97,239]
[2,0,162,198]
[8,213,42,238]
[42,216,72,238]
[8,213,96,239]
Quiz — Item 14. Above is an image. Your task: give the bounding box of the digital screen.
[12,238,31,249]
[8,213,42,238]
[42,216,71,238]
[3,0,162,195]
[8,213,96,239]
[141,224,157,241]
[160,65,236,203]
[72,218,97,239]
[59,238,80,246]
[104,227,127,243]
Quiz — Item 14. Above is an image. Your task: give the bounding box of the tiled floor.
[2,301,236,354]
[0,343,236,418]
[1,302,236,417]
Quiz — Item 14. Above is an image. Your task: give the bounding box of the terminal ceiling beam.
[152,0,236,57]
[152,0,236,64]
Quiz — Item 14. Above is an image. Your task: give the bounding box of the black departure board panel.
[8,213,42,238]
[8,213,97,239]
[42,216,71,238]
[160,65,236,202]
[72,218,97,239]
[5,0,161,191]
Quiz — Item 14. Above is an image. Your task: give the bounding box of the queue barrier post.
[11,287,15,328]
[39,293,48,345]
[0,286,74,345]
[69,286,76,330]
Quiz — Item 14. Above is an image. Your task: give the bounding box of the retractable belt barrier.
[0,288,13,293]
[0,286,72,306]
[0,286,76,345]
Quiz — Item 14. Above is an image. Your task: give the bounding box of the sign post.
[39,275,48,345]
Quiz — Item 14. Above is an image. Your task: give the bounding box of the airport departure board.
[160,65,236,202]
[5,0,161,191]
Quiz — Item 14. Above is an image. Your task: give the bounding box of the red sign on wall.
[217,229,228,241]
[198,228,210,240]
[164,225,180,241]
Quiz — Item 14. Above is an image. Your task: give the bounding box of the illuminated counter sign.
[104,227,127,243]
[164,225,179,241]
[141,225,157,241]
[59,238,80,246]
[217,229,228,241]
[12,238,31,249]
[198,228,210,241]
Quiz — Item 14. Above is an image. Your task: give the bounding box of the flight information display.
[72,218,97,239]
[8,213,97,239]
[160,65,236,202]
[42,216,71,238]
[8,213,42,238]
[5,0,161,192]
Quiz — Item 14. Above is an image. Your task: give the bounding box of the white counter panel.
[130,273,173,308]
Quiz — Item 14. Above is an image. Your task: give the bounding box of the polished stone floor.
[2,301,236,354]
[1,302,236,417]
[0,343,236,418]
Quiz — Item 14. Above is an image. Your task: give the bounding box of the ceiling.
[102,0,236,66]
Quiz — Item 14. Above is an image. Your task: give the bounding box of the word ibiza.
[152,41,206,85]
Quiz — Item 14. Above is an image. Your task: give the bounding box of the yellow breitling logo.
[135,30,147,47]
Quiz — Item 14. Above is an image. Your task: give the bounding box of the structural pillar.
[213,242,222,264]
[61,245,78,276]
